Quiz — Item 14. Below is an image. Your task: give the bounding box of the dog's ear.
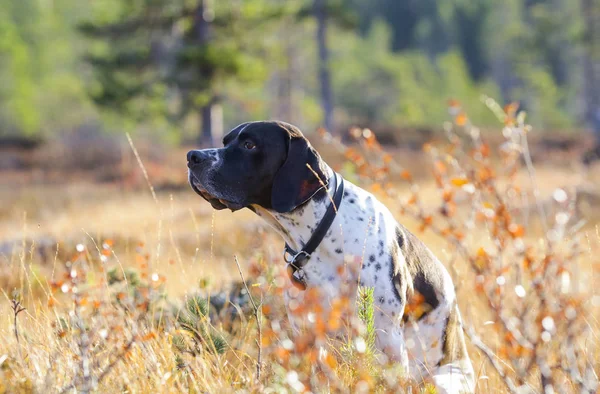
[271,135,327,213]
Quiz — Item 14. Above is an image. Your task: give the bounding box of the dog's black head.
[187,121,329,213]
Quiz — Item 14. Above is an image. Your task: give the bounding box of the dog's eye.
[243,141,256,150]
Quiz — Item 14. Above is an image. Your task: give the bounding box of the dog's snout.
[187,150,203,166]
[187,149,219,168]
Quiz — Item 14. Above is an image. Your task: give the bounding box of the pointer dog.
[187,121,475,393]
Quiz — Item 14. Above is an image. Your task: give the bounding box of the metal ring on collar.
[284,250,311,268]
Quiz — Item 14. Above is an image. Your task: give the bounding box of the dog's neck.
[251,167,338,253]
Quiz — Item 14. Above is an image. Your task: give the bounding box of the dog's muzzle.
[187,150,243,211]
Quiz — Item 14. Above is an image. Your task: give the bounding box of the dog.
[187,121,475,393]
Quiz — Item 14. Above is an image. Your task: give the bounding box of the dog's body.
[187,121,475,393]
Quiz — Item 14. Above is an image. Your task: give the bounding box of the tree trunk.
[314,0,334,133]
[582,0,600,143]
[272,25,294,123]
[488,2,518,105]
[211,103,224,142]
[195,0,214,145]
[201,103,213,145]
[279,42,294,123]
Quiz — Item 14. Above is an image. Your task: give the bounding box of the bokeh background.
[1,0,599,143]
[2,0,599,289]
[1,1,600,392]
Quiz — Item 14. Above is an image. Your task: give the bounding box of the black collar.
[283,172,345,290]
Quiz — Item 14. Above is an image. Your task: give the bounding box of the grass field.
[1,117,600,393]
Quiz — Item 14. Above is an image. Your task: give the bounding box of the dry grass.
[1,107,600,393]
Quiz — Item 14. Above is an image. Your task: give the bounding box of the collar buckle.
[283,248,311,268]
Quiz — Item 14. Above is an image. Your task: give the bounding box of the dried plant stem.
[11,297,26,362]
[233,255,262,382]
[11,297,25,361]
[126,132,163,322]
[59,339,135,394]
[95,339,135,386]
[464,324,520,394]
[11,298,26,345]
[126,132,158,204]
[518,127,548,233]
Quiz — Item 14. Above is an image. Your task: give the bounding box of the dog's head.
[187,121,329,213]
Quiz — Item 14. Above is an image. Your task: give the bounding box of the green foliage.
[339,286,378,382]
[514,68,573,129]
[332,21,501,127]
[338,0,584,130]
[356,286,376,354]
[0,0,93,136]
[0,0,591,138]
[173,295,227,357]
[107,267,140,287]
[78,0,277,140]
[185,295,209,319]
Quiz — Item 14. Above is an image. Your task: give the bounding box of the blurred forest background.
[1,2,600,392]
[0,0,599,147]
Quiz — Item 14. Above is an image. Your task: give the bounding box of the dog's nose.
[187,150,202,166]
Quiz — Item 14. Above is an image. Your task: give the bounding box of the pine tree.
[79,0,277,144]
[172,295,227,358]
